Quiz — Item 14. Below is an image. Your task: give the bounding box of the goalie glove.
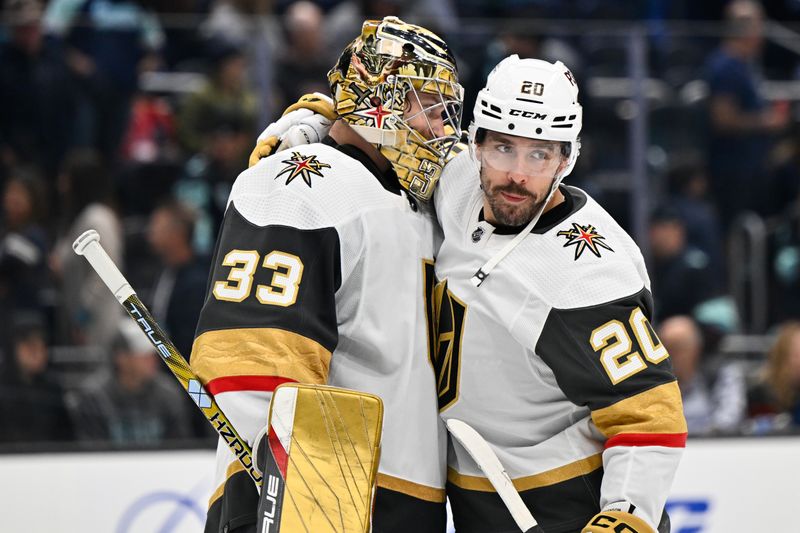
[582,510,655,533]
[248,92,336,167]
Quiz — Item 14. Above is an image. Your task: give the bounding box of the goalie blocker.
[257,383,384,533]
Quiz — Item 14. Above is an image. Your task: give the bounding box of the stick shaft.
[73,230,262,485]
[446,419,544,533]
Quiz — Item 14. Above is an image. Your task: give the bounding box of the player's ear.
[556,145,570,176]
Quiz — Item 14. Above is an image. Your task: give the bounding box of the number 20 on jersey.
[212,249,304,307]
[590,307,669,385]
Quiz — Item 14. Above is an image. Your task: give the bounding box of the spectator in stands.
[43,0,165,161]
[69,320,193,445]
[147,200,208,358]
[762,123,800,220]
[704,0,789,229]
[747,321,800,431]
[274,1,331,106]
[120,91,179,165]
[175,39,255,239]
[200,0,282,123]
[0,313,74,444]
[0,167,50,358]
[51,149,123,348]
[0,0,77,178]
[666,156,725,279]
[648,205,717,320]
[153,0,211,70]
[201,0,276,49]
[658,315,745,435]
[766,208,800,324]
[178,39,258,155]
[147,200,212,439]
[176,109,253,252]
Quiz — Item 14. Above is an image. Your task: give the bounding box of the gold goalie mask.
[328,16,464,201]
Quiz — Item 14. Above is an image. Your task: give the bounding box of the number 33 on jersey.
[212,249,304,307]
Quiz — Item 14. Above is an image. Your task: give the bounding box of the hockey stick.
[73,229,262,485]
[446,419,545,533]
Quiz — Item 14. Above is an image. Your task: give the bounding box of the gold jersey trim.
[591,381,687,437]
[191,327,331,385]
[447,453,603,492]
[208,459,246,508]
[377,473,446,503]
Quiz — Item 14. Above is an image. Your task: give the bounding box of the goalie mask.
[328,16,464,201]
[470,55,582,180]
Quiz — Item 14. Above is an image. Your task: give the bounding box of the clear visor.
[477,139,564,176]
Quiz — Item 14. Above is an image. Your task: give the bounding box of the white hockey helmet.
[470,55,582,178]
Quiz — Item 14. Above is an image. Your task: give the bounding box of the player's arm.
[535,288,686,532]
[193,202,341,392]
[249,93,336,167]
[707,66,788,135]
[191,187,344,530]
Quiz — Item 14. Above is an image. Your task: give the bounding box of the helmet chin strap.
[470,170,565,287]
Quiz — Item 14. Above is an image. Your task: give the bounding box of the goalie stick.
[73,229,261,485]
[446,418,545,533]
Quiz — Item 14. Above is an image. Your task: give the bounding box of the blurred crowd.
[1,0,800,449]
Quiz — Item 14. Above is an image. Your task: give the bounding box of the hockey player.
[190,17,463,533]
[251,56,686,533]
[433,56,686,533]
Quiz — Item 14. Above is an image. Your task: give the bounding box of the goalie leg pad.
[257,383,384,533]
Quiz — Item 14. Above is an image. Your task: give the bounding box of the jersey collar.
[479,186,587,235]
[322,136,402,196]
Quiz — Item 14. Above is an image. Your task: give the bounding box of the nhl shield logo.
[471,226,485,243]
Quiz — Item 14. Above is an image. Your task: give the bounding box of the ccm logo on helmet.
[509,109,548,119]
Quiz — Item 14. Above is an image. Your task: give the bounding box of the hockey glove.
[581,511,655,533]
[248,136,280,168]
[248,92,336,167]
[283,92,337,120]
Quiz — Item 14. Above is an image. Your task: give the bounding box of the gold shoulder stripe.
[377,473,446,503]
[191,328,331,385]
[448,453,602,492]
[592,381,687,437]
[208,459,246,508]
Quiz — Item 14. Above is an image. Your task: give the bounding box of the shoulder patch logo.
[276,151,331,187]
[557,222,614,260]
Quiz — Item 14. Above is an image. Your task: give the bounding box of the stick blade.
[446,418,540,532]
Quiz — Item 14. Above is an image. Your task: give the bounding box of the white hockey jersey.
[432,151,687,533]
[191,140,447,532]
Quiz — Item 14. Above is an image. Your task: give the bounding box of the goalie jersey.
[191,139,447,533]
[432,152,687,533]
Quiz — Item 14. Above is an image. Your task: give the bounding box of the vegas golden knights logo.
[423,260,467,411]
